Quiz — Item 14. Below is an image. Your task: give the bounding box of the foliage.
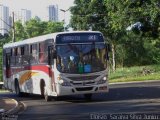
[25,19,63,38]
[45,21,64,34]
[14,21,28,41]
[70,0,92,30]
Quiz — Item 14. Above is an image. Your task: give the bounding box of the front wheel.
[84,94,92,101]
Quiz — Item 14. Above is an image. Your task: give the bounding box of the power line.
[0,17,12,28]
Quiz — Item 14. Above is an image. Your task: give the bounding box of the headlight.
[57,75,62,80]
[97,77,107,84]
[103,76,107,80]
[58,76,71,86]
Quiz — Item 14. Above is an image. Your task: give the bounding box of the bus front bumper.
[56,83,109,96]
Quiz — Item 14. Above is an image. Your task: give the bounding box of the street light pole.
[60,8,70,32]
[12,12,15,42]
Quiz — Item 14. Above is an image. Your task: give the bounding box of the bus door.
[5,53,11,88]
[48,46,56,92]
[6,53,11,78]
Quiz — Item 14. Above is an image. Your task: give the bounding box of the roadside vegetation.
[109,64,160,83]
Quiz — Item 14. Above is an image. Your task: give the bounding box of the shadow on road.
[98,86,160,101]
[19,85,160,103]
[62,86,160,103]
[1,84,160,103]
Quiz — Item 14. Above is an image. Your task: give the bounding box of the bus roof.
[3,31,102,49]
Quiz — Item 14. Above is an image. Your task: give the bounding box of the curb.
[18,101,27,114]
[6,99,19,114]
[109,79,160,85]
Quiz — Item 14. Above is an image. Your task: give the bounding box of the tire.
[15,80,23,97]
[84,94,92,101]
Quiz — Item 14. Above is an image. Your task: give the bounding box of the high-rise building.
[47,5,58,22]
[0,4,10,35]
[21,9,31,24]
[14,9,31,24]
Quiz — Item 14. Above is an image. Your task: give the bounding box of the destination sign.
[56,33,104,44]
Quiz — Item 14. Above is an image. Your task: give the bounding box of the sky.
[0,0,74,24]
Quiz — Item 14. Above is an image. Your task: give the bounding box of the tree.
[24,19,64,38]
[70,0,92,30]
[123,0,160,65]
[14,20,28,41]
[45,21,64,34]
[25,19,45,38]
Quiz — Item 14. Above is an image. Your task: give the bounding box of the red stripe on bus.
[24,65,52,77]
[24,65,56,92]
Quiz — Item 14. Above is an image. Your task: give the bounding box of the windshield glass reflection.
[56,43,107,74]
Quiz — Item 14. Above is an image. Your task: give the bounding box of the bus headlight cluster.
[57,76,62,80]
[103,76,107,80]
[57,75,71,86]
[97,80,106,84]
[97,77,107,84]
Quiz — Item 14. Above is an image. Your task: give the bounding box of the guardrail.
[0,82,4,89]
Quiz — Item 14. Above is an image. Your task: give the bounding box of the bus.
[3,31,110,101]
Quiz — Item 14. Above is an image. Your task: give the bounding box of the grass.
[109,64,160,83]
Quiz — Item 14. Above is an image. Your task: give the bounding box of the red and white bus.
[3,31,110,101]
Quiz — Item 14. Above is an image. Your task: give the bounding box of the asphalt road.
[1,81,160,120]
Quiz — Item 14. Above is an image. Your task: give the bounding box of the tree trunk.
[111,43,116,72]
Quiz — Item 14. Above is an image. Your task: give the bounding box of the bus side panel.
[15,65,52,95]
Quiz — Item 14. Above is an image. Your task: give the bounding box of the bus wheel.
[44,86,51,102]
[84,94,92,101]
[15,80,22,97]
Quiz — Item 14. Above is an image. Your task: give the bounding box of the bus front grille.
[75,87,93,91]
[68,75,99,81]
[72,81,95,86]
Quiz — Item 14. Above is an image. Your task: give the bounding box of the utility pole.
[12,12,15,42]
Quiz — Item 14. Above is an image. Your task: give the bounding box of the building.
[14,9,31,24]
[0,4,10,35]
[21,9,31,24]
[47,5,58,22]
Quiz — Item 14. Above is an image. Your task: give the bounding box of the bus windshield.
[56,43,107,74]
